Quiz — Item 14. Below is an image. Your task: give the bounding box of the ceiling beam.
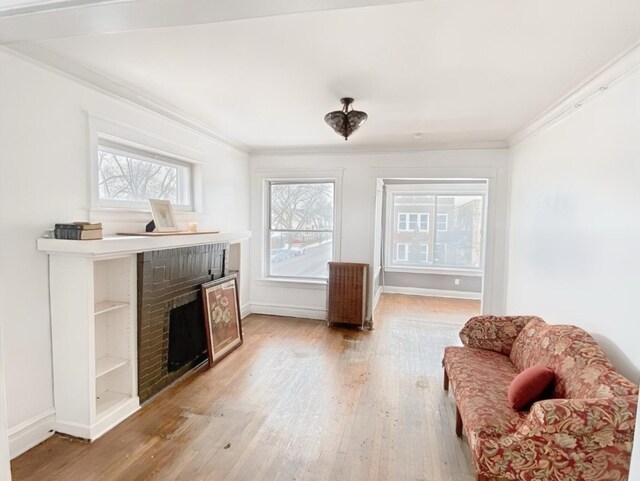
[0,0,422,44]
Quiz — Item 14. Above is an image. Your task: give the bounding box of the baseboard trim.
[250,302,326,321]
[382,286,481,300]
[7,408,55,459]
[240,303,251,319]
[55,397,140,442]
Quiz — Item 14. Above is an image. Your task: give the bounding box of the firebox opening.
[168,298,207,373]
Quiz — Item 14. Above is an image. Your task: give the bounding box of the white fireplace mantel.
[37,230,251,257]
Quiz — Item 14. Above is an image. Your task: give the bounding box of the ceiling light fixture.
[324,97,368,140]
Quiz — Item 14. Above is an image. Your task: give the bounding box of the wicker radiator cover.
[327,262,369,328]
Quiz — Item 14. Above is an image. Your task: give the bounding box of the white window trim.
[267,180,335,280]
[435,242,448,263]
[384,265,483,277]
[419,243,429,263]
[384,186,487,274]
[396,243,408,261]
[397,212,429,232]
[88,114,204,218]
[398,213,408,231]
[437,213,449,232]
[419,213,429,231]
[257,169,344,284]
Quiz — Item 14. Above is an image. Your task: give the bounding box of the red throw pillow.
[508,365,555,410]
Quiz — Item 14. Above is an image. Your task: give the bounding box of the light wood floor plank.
[11,294,479,481]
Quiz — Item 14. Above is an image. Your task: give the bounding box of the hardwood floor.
[12,294,480,481]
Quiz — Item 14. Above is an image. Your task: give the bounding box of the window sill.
[384,266,483,277]
[89,208,198,224]
[255,277,327,290]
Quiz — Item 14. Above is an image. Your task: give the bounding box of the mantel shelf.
[36,230,251,257]
[95,300,129,316]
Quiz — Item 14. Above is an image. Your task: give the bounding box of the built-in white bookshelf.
[45,253,139,441]
[93,257,136,422]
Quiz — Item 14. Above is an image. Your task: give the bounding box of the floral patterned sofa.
[442,316,638,481]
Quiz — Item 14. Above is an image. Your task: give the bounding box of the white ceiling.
[9,0,640,151]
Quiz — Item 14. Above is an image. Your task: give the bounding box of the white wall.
[0,322,11,481]
[506,67,640,383]
[0,50,250,457]
[250,149,509,320]
[507,67,640,478]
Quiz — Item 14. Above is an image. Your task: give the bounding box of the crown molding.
[0,0,419,43]
[249,140,509,157]
[509,40,640,146]
[0,0,123,17]
[6,42,250,154]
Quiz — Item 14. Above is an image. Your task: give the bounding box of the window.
[398,213,429,231]
[96,140,194,210]
[437,213,448,231]
[419,244,428,263]
[398,214,408,231]
[434,243,447,264]
[268,181,335,279]
[396,243,408,261]
[386,189,485,270]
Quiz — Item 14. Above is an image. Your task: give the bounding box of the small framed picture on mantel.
[201,274,243,367]
[148,199,178,232]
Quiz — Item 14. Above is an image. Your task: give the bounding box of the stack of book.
[54,222,103,240]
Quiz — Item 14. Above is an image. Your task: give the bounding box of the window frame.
[398,213,409,231]
[96,140,195,211]
[384,184,487,274]
[88,114,204,216]
[396,243,409,261]
[419,243,429,263]
[398,212,429,232]
[264,176,341,282]
[436,213,449,232]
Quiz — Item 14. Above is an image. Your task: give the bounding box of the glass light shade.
[324,98,368,140]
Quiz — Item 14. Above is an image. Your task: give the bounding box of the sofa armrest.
[522,395,638,436]
[458,315,541,355]
[472,396,637,479]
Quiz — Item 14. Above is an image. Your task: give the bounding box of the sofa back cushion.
[510,319,638,399]
[510,318,549,372]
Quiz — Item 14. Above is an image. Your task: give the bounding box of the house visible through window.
[96,140,194,210]
[387,188,485,270]
[268,181,335,279]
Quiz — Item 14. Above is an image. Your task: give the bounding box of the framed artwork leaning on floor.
[201,274,243,366]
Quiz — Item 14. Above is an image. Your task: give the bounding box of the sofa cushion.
[459,315,541,356]
[507,365,554,410]
[509,317,549,371]
[443,346,527,437]
[510,319,639,399]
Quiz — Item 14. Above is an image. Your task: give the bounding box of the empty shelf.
[96,390,130,417]
[95,357,128,378]
[94,300,129,316]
